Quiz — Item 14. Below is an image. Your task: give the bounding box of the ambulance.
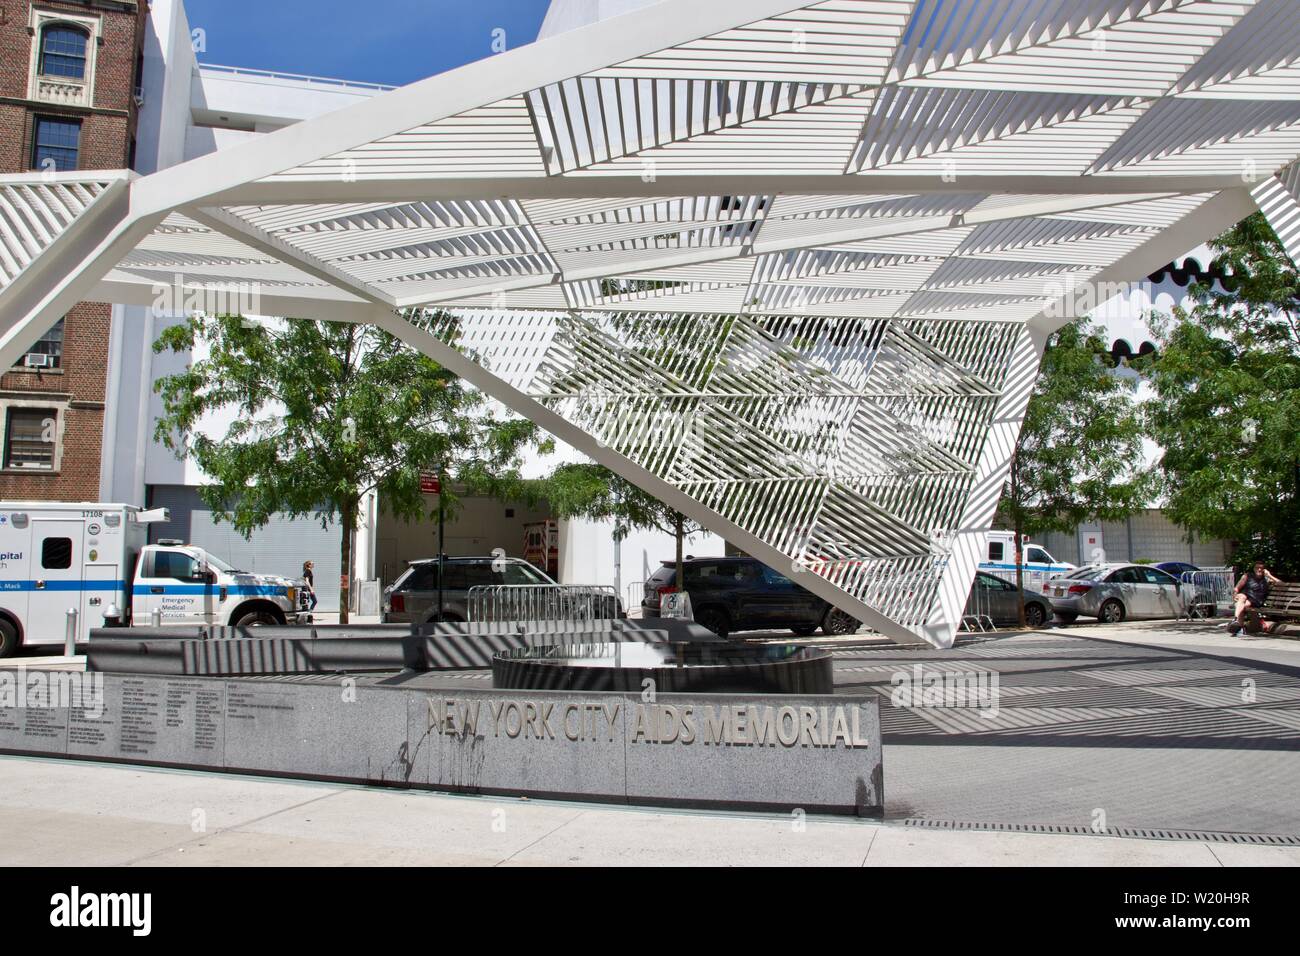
[978,530,1076,593]
[0,502,304,656]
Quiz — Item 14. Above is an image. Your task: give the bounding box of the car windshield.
[204,553,236,573]
[394,558,552,590]
[504,562,552,585]
[1064,567,1105,580]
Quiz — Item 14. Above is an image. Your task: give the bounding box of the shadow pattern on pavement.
[830,630,1300,835]
[831,631,1300,751]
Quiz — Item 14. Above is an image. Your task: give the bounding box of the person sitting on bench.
[1228,562,1282,636]
[1235,607,1287,637]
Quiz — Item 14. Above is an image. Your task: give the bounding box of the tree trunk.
[1010,454,1026,627]
[339,499,355,625]
[674,512,684,589]
[1014,514,1027,628]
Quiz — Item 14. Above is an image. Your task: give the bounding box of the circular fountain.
[491,641,833,694]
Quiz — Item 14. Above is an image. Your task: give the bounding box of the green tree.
[1001,317,1154,623]
[1145,212,1300,576]
[152,314,546,622]
[543,462,703,586]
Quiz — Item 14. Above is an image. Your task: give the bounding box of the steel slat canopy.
[2,0,1300,646]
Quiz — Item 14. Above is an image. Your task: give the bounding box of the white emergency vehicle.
[978,530,1076,593]
[0,502,303,656]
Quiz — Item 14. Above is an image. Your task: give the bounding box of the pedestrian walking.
[302,560,318,611]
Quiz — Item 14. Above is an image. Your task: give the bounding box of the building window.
[38,25,89,80]
[32,117,81,172]
[4,408,58,470]
[18,318,64,370]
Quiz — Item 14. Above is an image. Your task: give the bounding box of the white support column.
[0,206,163,370]
[1030,189,1258,338]
[369,306,922,643]
[1250,163,1300,264]
[922,322,1047,647]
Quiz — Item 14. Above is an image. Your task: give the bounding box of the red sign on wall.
[420,473,441,495]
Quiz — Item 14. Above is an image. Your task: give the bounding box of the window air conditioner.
[23,353,51,368]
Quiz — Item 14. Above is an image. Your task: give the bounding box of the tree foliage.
[543,462,704,581]
[152,314,547,620]
[1009,319,1155,536]
[1000,317,1154,620]
[1145,212,1300,575]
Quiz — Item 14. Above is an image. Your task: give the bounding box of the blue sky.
[184,0,553,87]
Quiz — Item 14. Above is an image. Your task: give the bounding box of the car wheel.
[823,609,860,636]
[695,607,730,638]
[0,619,17,658]
[233,609,281,627]
[1024,603,1047,628]
[1099,599,1126,624]
[1054,612,1078,625]
[790,624,819,636]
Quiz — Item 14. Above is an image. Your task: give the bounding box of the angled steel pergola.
[2,0,1299,647]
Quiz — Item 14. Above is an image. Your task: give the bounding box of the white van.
[978,530,1075,594]
[0,501,303,656]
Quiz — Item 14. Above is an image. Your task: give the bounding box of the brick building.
[0,0,146,500]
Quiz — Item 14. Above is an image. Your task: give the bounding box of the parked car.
[964,571,1052,628]
[1155,561,1200,578]
[1045,563,1184,624]
[641,556,860,638]
[382,555,555,624]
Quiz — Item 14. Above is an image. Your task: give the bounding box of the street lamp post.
[437,468,445,623]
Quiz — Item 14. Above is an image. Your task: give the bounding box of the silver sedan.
[1045,564,1185,624]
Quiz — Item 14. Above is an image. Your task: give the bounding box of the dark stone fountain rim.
[491,641,834,694]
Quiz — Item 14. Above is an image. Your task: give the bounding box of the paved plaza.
[3,620,1297,864]
[372,621,1300,838]
[839,624,1300,838]
[0,754,1295,867]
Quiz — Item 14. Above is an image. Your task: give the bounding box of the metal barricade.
[467,584,620,623]
[1179,567,1236,620]
[959,578,998,633]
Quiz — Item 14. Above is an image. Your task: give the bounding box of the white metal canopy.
[2,0,1300,646]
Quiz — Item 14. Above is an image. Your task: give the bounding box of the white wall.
[190,67,387,133]
[561,517,722,606]
[100,0,197,501]
[133,0,197,175]
[1041,512,1231,568]
[374,494,553,588]
[539,0,662,38]
[103,0,388,502]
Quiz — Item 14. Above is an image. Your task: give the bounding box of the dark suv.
[642,557,859,638]
[382,555,554,624]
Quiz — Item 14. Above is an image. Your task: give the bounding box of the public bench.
[1259,582,1300,623]
[1240,581,1300,636]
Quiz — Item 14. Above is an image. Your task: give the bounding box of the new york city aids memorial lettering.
[0,674,883,814]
